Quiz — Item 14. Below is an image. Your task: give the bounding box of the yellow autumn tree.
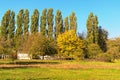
[57,30,85,59]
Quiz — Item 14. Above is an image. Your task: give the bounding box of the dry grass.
[0,60,120,69]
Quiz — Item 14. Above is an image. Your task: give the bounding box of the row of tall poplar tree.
[1,9,77,40]
[0,8,108,59]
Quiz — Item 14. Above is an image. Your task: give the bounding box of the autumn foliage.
[57,30,85,59]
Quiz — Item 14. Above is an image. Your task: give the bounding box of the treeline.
[0,8,119,62]
[0,9,77,59]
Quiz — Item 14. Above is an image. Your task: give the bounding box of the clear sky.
[0,0,120,38]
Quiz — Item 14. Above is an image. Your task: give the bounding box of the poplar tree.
[16,9,24,38]
[1,10,11,40]
[8,11,15,43]
[30,9,39,34]
[69,12,77,32]
[64,16,69,32]
[23,9,29,39]
[15,9,24,51]
[55,10,63,38]
[47,8,54,38]
[40,9,47,36]
[86,12,94,44]
[93,15,99,44]
[86,13,99,44]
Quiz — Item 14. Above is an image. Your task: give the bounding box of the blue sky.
[0,0,120,38]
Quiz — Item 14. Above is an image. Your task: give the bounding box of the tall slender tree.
[23,9,29,39]
[47,8,54,38]
[1,10,11,40]
[69,12,77,32]
[93,15,99,44]
[55,10,63,38]
[64,16,69,32]
[86,12,94,44]
[8,11,15,44]
[16,9,24,38]
[30,9,39,34]
[15,9,24,51]
[98,26,108,52]
[86,13,100,44]
[40,9,47,36]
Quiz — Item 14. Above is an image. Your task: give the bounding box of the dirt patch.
[0,63,120,69]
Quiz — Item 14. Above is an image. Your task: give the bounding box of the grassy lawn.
[0,68,120,80]
[0,60,120,80]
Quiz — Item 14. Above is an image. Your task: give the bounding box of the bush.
[87,43,103,59]
[96,53,113,62]
[106,46,120,61]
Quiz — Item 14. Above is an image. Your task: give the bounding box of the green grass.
[1,60,120,80]
[0,68,120,80]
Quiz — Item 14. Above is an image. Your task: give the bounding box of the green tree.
[8,11,15,48]
[0,37,12,59]
[93,16,99,44]
[86,12,99,44]
[30,9,39,34]
[1,10,11,40]
[47,8,54,38]
[69,12,77,32]
[0,10,15,59]
[86,12,94,44]
[8,11,15,40]
[98,26,108,52]
[40,9,47,36]
[23,33,57,59]
[55,10,63,38]
[15,9,24,51]
[23,9,29,39]
[106,38,120,61]
[64,16,69,32]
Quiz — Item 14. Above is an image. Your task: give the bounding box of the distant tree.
[15,9,24,51]
[8,11,15,49]
[40,9,47,36]
[0,10,15,59]
[78,31,86,40]
[30,9,39,34]
[23,9,29,39]
[57,30,85,59]
[8,11,15,40]
[1,10,11,40]
[23,33,57,59]
[86,12,94,44]
[55,10,63,38]
[69,12,77,32]
[64,16,69,32]
[93,16,99,44]
[47,8,54,38]
[0,37,12,59]
[98,26,108,52]
[86,12,100,44]
[106,38,120,61]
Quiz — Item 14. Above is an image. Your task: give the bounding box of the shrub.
[96,53,113,62]
[106,46,120,61]
[87,43,103,59]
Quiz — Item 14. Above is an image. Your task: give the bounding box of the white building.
[17,53,30,60]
